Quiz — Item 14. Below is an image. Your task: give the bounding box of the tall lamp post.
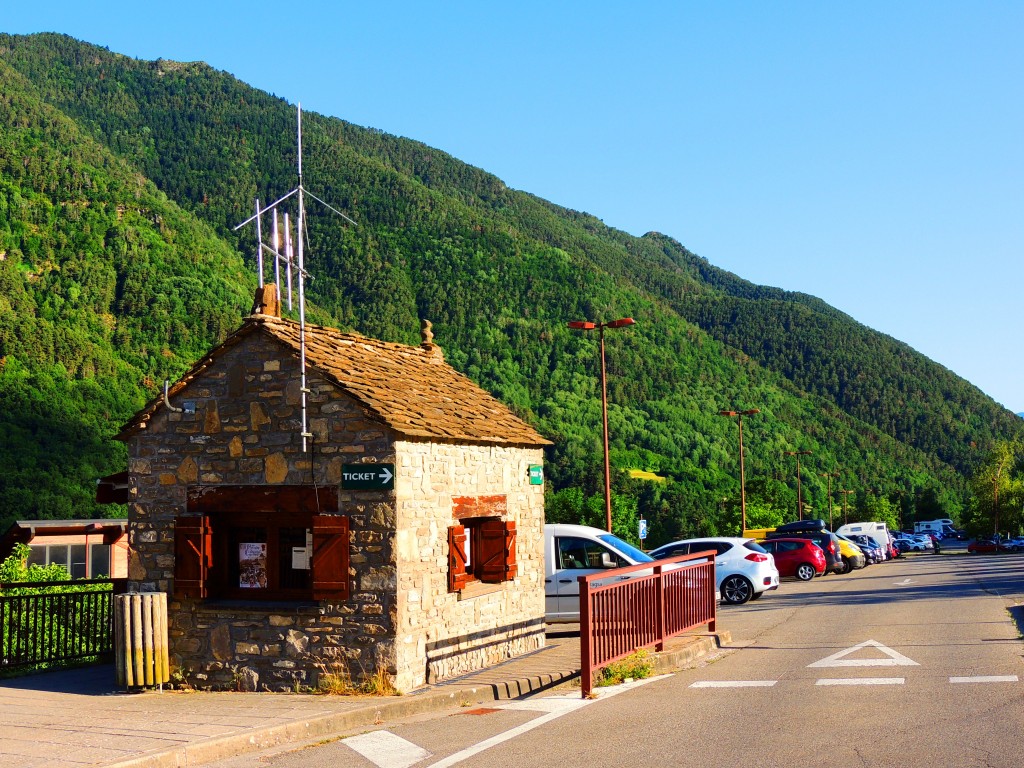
[838,489,854,526]
[993,465,1003,538]
[819,471,839,529]
[567,317,636,532]
[784,450,812,520]
[718,408,760,535]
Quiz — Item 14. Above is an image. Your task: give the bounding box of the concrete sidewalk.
[0,628,728,768]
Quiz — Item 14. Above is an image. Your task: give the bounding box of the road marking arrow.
[894,578,914,585]
[808,639,919,668]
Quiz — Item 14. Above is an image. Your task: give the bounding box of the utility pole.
[784,450,812,520]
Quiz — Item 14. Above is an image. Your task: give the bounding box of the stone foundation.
[426,619,545,683]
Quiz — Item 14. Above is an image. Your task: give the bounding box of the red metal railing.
[579,551,716,697]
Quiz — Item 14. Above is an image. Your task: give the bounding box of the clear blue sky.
[5,2,1022,411]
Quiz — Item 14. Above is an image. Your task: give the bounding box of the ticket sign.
[528,465,544,486]
[341,463,395,490]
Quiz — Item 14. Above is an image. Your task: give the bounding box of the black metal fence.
[0,579,126,672]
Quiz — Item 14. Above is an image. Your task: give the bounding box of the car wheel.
[721,575,753,605]
[795,563,816,581]
[837,557,851,574]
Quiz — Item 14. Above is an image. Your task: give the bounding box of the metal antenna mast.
[233,102,356,451]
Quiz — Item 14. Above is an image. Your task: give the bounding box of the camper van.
[543,524,657,623]
[836,522,891,560]
[914,520,946,536]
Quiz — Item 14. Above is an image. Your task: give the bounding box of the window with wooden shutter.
[475,524,516,581]
[174,515,211,598]
[448,525,469,592]
[311,514,350,601]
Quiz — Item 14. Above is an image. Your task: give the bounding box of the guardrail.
[0,578,127,672]
[579,551,716,697]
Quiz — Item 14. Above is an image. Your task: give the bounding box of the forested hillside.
[0,33,1019,540]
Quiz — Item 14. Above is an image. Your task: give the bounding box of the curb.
[104,633,726,768]
[651,630,731,676]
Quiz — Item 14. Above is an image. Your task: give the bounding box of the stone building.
[117,288,550,692]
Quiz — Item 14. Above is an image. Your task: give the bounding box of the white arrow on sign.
[379,466,393,484]
[808,640,919,668]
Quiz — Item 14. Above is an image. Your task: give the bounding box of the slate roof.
[118,315,551,447]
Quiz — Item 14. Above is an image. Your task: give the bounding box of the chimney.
[420,319,444,360]
[251,284,281,318]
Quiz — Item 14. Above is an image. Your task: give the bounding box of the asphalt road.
[207,552,1024,768]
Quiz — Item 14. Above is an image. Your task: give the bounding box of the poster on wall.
[238,543,268,588]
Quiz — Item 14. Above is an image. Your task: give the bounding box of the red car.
[759,537,826,581]
[967,538,1004,554]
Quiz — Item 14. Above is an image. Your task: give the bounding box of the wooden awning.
[96,471,130,504]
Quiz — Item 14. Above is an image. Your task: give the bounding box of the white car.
[649,537,780,605]
[895,534,933,552]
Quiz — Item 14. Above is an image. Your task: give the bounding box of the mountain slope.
[0,32,1018,536]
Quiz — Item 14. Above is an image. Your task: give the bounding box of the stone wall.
[393,440,546,690]
[126,334,399,692]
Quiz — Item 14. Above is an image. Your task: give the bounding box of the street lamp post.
[784,450,813,520]
[838,489,854,526]
[719,408,760,535]
[993,466,1003,538]
[567,317,636,532]
[819,471,839,529]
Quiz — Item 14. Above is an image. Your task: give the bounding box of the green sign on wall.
[528,465,544,486]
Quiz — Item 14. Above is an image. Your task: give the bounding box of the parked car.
[758,537,826,581]
[836,522,892,560]
[834,535,867,572]
[896,534,933,552]
[1005,537,1024,552]
[650,537,780,605]
[766,525,844,575]
[543,524,658,622]
[967,538,1004,554]
[848,534,884,564]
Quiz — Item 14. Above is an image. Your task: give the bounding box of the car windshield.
[598,534,654,563]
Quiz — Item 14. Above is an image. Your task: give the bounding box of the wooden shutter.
[502,520,517,580]
[174,515,211,598]
[448,525,469,592]
[478,519,515,583]
[312,514,350,600]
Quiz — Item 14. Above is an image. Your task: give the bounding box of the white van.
[836,522,891,559]
[544,523,657,623]
[914,520,945,535]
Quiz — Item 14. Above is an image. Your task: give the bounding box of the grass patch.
[627,469,667,482]
[596,649,653,687]
[314,656,401,696]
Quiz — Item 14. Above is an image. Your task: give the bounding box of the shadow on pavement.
[0,663,125,695]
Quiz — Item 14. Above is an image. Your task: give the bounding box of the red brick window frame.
[175,486,346,602]
[448,495,517,593]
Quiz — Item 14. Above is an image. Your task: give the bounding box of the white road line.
[690,680,778,688]
[815,677,905,686]
[497,697,590,713]
[950,675,1019,684]
[425,677,665,767]
[344,731,432,768]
